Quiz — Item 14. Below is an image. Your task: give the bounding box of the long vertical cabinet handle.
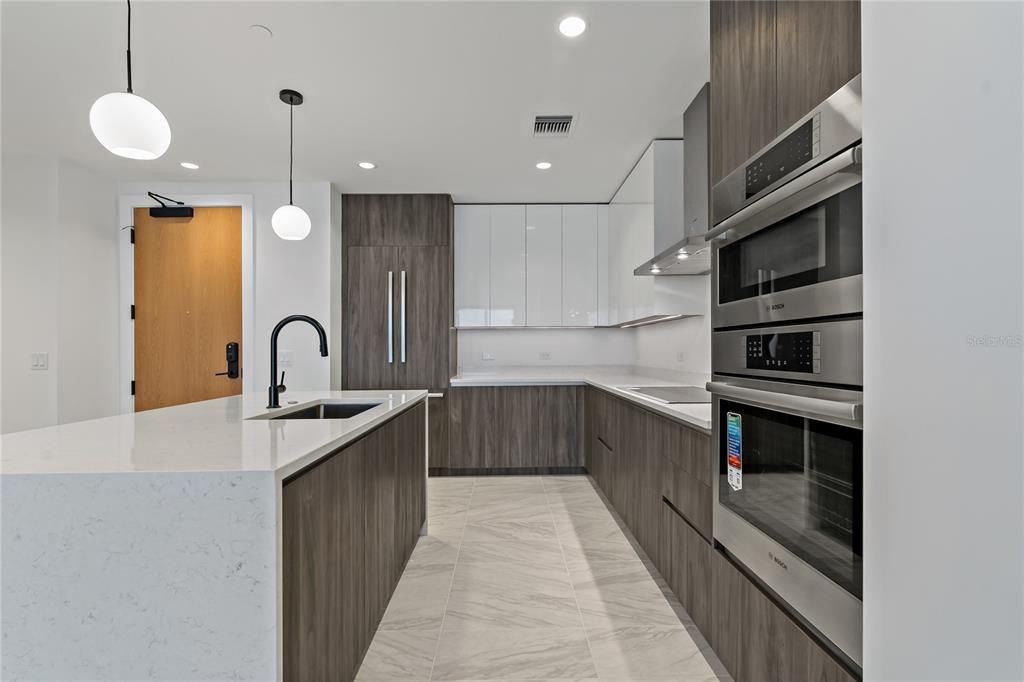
[387,270,394,364]
[400,270,407,363]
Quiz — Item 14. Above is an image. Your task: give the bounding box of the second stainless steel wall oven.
[707,75,864,670]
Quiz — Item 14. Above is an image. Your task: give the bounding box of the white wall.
[2,157,60,432]
[458,328,636,370]
[633,296,711,375]
[458,277,711,375]
[118,181,332,399]
[1,157,120,434]
[57,161,120,425]
[862,2,1024,680]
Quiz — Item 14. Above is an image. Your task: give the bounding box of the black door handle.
[215,342,240,378]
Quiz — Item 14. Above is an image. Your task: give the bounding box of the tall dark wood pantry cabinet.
[341,194,454,467]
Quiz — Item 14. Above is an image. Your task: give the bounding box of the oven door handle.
[706,381,862,422]
[705,145,862,242]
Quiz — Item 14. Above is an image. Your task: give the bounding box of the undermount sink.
[254,400,384,420]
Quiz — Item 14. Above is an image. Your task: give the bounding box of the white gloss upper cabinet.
[455,203,607,327]
[525,205,563,326]
[562,205,599,326]
[454,205,490,326]
[489,205,526,326]
[597,205,610,326]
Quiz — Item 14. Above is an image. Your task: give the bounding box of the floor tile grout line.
[426,476,474,682]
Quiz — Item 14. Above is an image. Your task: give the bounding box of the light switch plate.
[30,352,48,370]
[277,350,294,367]
[481,352,495,361]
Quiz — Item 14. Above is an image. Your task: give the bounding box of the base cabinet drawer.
[658,422,712,541]
[428,396,449,469]
[711,549,859,682]
[661,501,712,636]
[448,386,582,470]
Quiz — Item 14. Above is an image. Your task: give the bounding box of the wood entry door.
[133,206,243,411]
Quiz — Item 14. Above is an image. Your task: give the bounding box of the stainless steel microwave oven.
[708,75,862,329]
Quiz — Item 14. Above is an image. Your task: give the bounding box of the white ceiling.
[1,1,709,203]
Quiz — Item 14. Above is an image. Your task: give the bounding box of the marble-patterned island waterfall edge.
[0,390,428,681]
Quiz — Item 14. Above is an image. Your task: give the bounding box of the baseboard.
[429,466,588,477]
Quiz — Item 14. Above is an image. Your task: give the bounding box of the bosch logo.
[768,303,785,311]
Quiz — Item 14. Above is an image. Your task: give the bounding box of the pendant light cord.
[289,102,294,205]
[124,0,133,93]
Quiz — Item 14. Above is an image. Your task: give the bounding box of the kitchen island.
[1,390,428,681]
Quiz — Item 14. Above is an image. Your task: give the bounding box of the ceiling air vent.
[533,115,574,137]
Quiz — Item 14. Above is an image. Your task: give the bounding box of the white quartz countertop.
[0,390,428,476]
[451,366,712,432]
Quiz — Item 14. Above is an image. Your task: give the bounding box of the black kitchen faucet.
[268,315,329,408]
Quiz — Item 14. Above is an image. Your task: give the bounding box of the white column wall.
[862,2,1024,679]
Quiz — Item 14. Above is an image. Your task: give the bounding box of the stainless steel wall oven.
[708,75,864,669]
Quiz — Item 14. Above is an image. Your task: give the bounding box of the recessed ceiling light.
[536,161,552,170]
[650,266,661,274]
[559,16,587,38]
[677,251,689,260]
[358,161,376,170]
[180,161,199,170]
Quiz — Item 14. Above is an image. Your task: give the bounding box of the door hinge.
[130,304,135,320]
[130,380,136,396]
[130,228,135,244]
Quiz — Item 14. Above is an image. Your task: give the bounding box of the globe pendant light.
[271,89,312,241]
[89,0,171,160]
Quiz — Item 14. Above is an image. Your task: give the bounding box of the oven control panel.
[745,330,821,374]
[745,113,821,199]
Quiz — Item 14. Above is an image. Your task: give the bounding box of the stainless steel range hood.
[634,83,711,276]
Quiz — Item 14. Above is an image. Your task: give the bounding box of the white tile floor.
[356,475,732,682]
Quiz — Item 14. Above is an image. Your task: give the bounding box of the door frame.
[117,194,255,413]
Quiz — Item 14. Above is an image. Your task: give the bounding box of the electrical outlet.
[277,350,294,367]
[30,352,48,370]
[481,352,496,362]
[539,351,552,361]
[676,351,685,363]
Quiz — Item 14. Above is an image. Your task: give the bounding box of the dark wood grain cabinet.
[342,244,451,392]
[711,548,858,682]
[342,194,451,247]
[582,387,857,682]
[342,246,400,390]
[282,402,426,682]
[710,0,778,184]
[711,549,748,678]
[584,388,712,555]
[658,419,713,541]
[342,194,455,464]
[397,246,451,391]
[428,395,449,470]
[776,1,861,133]
[448,386,583,472]
[710,0,860,184]
[662,501,712,636]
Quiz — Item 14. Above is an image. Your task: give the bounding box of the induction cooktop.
[627,386,711,404]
